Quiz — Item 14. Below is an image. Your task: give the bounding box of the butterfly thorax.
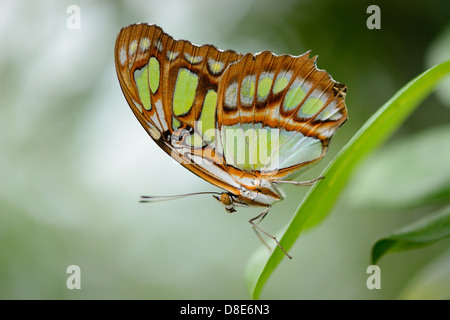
[213,176,285,213]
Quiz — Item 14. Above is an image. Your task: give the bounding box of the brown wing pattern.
[215,50,347,180]
[115,23,247,195]
[115,23,347,199]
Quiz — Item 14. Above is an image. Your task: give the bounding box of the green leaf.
[371,205,450,264]
[348,125,450,209]
[246,60,450,299]
[426,24,450,108]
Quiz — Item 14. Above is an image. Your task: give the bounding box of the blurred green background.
[1,0,449,299]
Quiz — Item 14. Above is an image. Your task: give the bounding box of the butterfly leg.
[249,207,292,259]
[249,207,271,251]
[274,176,324,186]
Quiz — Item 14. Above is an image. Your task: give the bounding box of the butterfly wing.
[115,23,347,206]
[115,24,247,195]
[215,50,347,182]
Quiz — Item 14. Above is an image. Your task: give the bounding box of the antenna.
[140,191,221,203]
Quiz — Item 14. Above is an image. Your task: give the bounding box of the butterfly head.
[213,192,237,213]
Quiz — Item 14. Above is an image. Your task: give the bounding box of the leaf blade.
[372,205,450,264]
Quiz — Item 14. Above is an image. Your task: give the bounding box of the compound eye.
[220,193,232,206]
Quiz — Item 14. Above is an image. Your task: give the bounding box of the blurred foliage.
[398,247,450,299]
[372,205,450,264]
[0,0,449,299]
[349,125,450,208]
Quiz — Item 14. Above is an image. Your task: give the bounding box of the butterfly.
[114,23,347,258]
